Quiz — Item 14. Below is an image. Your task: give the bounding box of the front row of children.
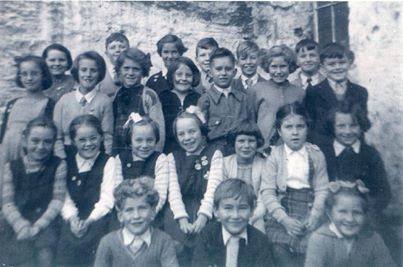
[0,101,396,267]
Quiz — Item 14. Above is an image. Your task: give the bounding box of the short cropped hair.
[209,47,236,66]
[15,55,53,90]
[115,47,152,77]
[42,43,73,70]
[105,31,129,49]
[196,37,219,57]
[214,179,257,209]
[295,39,319,54]
[260,45,297,73]
[69,114,103,141]
[325,102,370,137]
[71,51,106,84]
[125,115,160,146]
[157,34,188,56]
[227,120,265,149]
[320,42,349,63]
[114,177,159,211]
[167,56,201,89]
[236,41,260,60]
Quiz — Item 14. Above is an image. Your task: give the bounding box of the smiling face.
[322,56,350,83]
[106,40,129,65]
[131,124,157,159]
[296,47,320,76]
[214,196,252,235]
[19,61,43,92]
[334,112,361,146]
[118,196,155,236]
[173,63,193,93]
[176,117,204,154]
[196,47,215,73]
[73,125,102,160]
[24,126,54,162]
[119,58,143,88]
[45,49,69,77]
[278,114,307,151]
[235,134,257,162]
[78,58,99,93]
[238,51,259,78]
[210,56,236,89]
[330,194,365,238]
[269,56,290,84]
[161,42,180,68]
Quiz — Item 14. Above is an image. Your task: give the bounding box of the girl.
[115,114,168,217]
[56,115,116,266]
[160,56,201,153]
[146,34,188,96]
[0,116,66,267]
[222,120,267,232]
[260,101,329,267]
[53,51,113,159]
[42,43,76,102]
[251,45,305,150]
[165,107,223,266]
[305,180,396,267]
[113,47,165,154]
[0,55,54,162]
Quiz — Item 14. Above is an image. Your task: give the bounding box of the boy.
[194,37,219,93]
[192,179,274,267]
[289,39,325,90]
[146,34,188,96]
[234,40,266,91]
[304,42,370,145]
[94,178,179,267]
[98,32,130,98]
[198,47,255,154]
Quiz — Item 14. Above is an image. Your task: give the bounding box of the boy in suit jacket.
[192,179,274,267]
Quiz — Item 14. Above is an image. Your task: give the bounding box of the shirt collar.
[284,143,308,158]
[329,222,344,238]
[333,139,361,156]
[241,73,259,88]
[328,79,347,93]
[162,68,168,78]
[75,88,97,104]
[222,226,248,245]
[75,152,100,169]
[209,84,243,104]
[122,227,152,247]
[299,71,320,87]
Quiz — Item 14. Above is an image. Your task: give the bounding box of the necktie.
[306,77,313,90]
[128,238,145,255]
[79,96,87,107]
[226,236,240,267]
[245,78,253,89]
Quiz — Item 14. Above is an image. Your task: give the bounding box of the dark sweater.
[94,228,179,267]
[192,221,274,267]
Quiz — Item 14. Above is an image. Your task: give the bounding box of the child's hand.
[70,217,83,238]
[178,218,193,234]
[30,225,40,237]
[17,226,33,240]
[249,215,259,225]
[305,215,321,232]
[192,214,208,234]
[282,217,304,237]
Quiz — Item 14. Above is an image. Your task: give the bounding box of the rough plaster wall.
[349,2,402,215]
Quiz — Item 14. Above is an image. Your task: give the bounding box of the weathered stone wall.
[349,2,402,214]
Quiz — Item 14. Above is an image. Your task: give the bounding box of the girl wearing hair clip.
[113,47,165,154]
[164,106,223,266]
[113,113,168,227]
[305,180,396,267]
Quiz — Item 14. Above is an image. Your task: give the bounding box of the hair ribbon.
[123,112,143,129]
[186,105,206,124]
[328,179,370,194]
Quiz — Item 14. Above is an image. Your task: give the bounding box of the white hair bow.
[123,112,143,129]
[186,105,206,124]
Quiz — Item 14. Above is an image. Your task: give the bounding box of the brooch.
[127,163,132,168]
[203,171,210,180]
[77,180,82,186]
[72,176,76,181]
[195,163,202,170]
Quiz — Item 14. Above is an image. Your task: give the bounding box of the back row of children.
[0,31,396,266]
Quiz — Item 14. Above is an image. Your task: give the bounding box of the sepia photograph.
[0,1,401,266]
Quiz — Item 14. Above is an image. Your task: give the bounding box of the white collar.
[329,222,344,239]
[214,85,232,97]
[284,143,308,158]
[122,227,152,247]
[75,152,100,169]
[328,78,347,93]
[222,226,248,245]
[162,67,168,78]
[75,88,97,104]
[333,140,361,156]
[299,71,320,86]
[132,153,146,161]
[241,73,259,85]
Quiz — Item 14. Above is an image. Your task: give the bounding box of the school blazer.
[260,143,329,223]
[192,221,274,267]
[223,154,267,220]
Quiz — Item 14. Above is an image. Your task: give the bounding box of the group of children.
[0,31,397,267]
